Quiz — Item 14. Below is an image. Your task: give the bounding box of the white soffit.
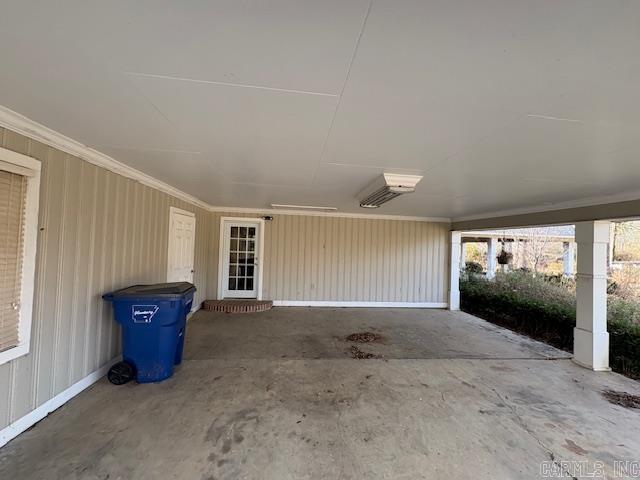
[0,0,639,219]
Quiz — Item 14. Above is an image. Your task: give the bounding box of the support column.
[563,241,575,277]
[449,232,461,310]
[574,221,610,371]
[486,237,498,279]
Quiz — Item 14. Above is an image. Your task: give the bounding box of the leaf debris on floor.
[602,389,640,409]
[345,332,385,343]
[348,345,383,360]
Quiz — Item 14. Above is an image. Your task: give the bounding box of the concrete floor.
[1,308,639,479]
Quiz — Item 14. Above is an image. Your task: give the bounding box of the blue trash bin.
[103,282,196,384]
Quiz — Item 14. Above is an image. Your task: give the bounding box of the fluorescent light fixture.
[359,173,422,208]
[270,204,338,212]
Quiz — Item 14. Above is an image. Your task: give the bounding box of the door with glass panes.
[221,220,262,298]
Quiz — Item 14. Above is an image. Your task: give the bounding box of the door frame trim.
[217,217,265,300]
[167,206,196,282]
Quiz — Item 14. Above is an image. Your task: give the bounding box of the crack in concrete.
[491,388,578,480]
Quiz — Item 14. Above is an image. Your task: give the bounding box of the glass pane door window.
[228,225,256,292]
[221,221,261,299]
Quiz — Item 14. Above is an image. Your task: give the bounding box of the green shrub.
[460,272,640,379]
[464,261,484,274]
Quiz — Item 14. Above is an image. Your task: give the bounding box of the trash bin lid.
[104,282,196,300]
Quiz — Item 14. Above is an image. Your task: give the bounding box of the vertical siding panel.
[301,216,309,299]
[352,219,359,300]
[310,216,318,300]
[67,161,91,384]
[344,217,352,301]
[417,223,423,301]
[437,224,444,302]
[415,223,422,302]
[362,219,371,301]
[284,215,293,299]
[80,165,99,378]
[433,225,448,303]
[120,180,132,283]
[332,217,339,300]
[366,218,371,300]
[338,218,344,301]
[296,216,305,300]
[394,220,401,301]
[316,218,323,300]
[98,171,111,369]
[319,218,327,300]
[371,220,379,302]
[289,216,297,300]
[149,189,161,281]
[277,216,286,299]
[429,223,436,302]
[134,184,145,283]
[307,215,316,300]
[45,152,68,398]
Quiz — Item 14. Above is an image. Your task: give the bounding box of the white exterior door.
[220,218,264,299]
[167,207,196,283]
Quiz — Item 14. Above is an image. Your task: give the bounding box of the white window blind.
[0,169,27,352]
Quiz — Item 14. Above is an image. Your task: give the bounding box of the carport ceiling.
[1,1,639,219]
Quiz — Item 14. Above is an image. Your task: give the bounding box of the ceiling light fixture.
[359,173,423,208]
[270,204,338,212]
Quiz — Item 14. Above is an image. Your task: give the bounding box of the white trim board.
[0,357,119,448]
[273,301,448,308]
[209,205,450,223]
[0,147,41,366]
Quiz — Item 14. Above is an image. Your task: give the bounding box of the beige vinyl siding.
[210,212,449,303]
[0,127,212,431]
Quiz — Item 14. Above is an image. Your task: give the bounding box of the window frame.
[0,147,41,366]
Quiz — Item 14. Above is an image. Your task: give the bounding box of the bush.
[464,261,484,274]
[460,272,640,379]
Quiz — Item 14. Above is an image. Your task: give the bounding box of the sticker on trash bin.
[132,305,159,323]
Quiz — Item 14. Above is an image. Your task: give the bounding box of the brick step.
[202,299,273,314]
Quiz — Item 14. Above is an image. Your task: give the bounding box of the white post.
[563,241,575,277]
[574,221,610,371]
[449,232,461,310]
[486,237,498,279]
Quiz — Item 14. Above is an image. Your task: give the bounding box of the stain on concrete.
[563,439,588,456]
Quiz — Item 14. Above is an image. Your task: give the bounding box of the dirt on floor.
[348,345,383,359]
[345,332,385,343]
[602,389,640,409]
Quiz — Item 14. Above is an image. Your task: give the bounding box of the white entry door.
[167,207,196,283]
[220,218,264,299]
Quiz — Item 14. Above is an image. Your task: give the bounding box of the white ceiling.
[1,0,639,219]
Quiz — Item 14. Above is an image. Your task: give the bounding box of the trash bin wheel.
[108,361,135,385]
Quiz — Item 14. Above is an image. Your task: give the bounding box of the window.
[0,147,40,365]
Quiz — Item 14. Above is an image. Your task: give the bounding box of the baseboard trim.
[272,300,448,308]
[187,302,202,321]
[0,357,120,449]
